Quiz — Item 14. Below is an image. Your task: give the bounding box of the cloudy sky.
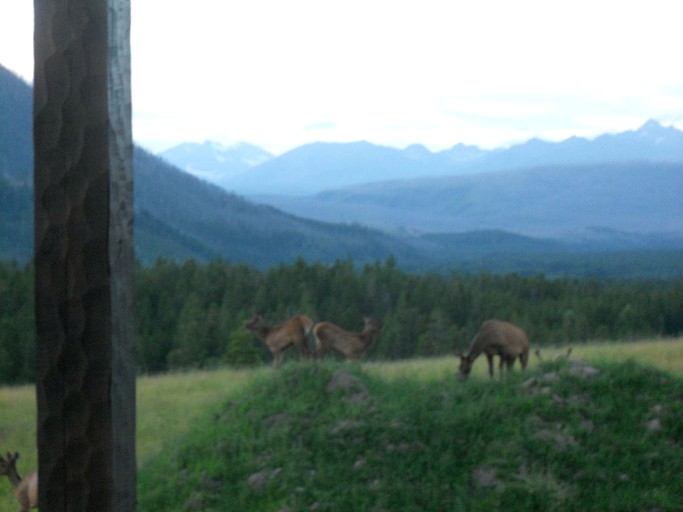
[1,0,682,155]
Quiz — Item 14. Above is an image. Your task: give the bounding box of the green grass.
[0,366,268,510]
[137,359,683,511]
[136,366,269,461]
[1,337,682,510]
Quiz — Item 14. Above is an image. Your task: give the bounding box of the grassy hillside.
[138,357,682,511]
[1,340,682,510]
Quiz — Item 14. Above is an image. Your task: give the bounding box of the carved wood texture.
[33,0,135,510]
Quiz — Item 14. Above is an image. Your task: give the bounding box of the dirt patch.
[567,358,600,379]
[331,419,364,435]
[326,370,370,403]
[263,412,291,437]
[247,467,282,494]
[472,466,504,491]
[532,428,578,450]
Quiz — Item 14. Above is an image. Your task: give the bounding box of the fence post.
[33,0,136,509]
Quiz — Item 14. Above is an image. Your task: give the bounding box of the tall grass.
[367,337,683,381]
[137,366,268,461]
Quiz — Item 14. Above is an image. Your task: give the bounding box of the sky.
[1,0,682,155]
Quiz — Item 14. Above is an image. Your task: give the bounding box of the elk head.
[456,353,474,381]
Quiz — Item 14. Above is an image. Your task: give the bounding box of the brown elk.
[313,316,382,361]
[0,452,37,512]
[456,319,530,380]
[246,314,314,369]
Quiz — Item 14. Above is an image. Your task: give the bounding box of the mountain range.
[2,63,683,277]
[160,120,683,196]
[256,161,683,239]
[160,119,683,243]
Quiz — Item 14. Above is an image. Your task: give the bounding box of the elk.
[0,452,37,512]
[246,314,314,369]
[313,316,382,361]
[456,319,530,380]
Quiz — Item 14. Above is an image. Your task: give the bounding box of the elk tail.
[303,316,314,336]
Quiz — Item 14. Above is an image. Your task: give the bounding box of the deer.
[0,452,37,512]
[313,316,382,361]
[246,314,314,369]
[456,319,530,381]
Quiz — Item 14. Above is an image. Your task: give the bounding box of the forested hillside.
[1,258,681,383]
[257,161,683,238]
[0,65,32,183]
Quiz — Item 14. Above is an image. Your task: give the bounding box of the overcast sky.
[2,0,682,155]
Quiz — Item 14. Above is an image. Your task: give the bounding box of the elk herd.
[2,315,537,511]
[246,314,383,369]
[246,313,534,382]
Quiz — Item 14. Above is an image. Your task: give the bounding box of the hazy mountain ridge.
[133,148,422,266]
[256,161,683,239]
[201,119,683,196]
[158,140,273,188]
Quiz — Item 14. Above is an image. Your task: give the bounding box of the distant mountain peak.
[631,119,683,147]
[638,119,664,132]
[203,140,230,150]
[636,119,677,137]
[403,144,432,159]
[158,140,274,185]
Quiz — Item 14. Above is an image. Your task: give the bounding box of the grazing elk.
[457,319,530,380]
[246,314,314,369]
[0,452,37,512]
[313,316,382,361]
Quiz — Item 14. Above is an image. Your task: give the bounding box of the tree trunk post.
[33,0,135,510]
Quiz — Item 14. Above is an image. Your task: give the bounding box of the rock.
[472,467,504,490]
[567,358,600,379]
[326,370,370,403]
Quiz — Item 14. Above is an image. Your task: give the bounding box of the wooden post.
[33,0,135,510]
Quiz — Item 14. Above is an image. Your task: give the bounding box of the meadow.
[1,338,682,510]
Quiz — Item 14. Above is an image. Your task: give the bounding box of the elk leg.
[506,357,515,373]
[297,340,311,360]
[273,351,285,369]
[486,354,494,378]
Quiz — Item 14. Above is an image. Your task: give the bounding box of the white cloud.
[2,0,682,154]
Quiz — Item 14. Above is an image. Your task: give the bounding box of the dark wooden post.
[33,0,136,510]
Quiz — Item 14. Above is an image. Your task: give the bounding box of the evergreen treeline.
[1,257,682,384]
